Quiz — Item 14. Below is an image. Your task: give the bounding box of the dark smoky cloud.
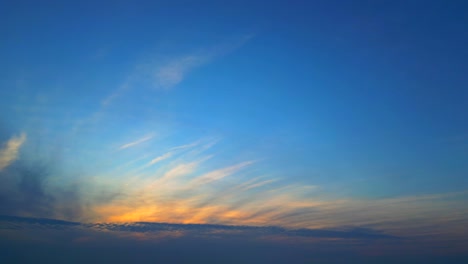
[0,124,86,220]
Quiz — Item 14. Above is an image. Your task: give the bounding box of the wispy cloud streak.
[154,55,206,89]
[0,133,26,171]
[119,134,154,150]
[148,152,173,166]
[191,161,255,185]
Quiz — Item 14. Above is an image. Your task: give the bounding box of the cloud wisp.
[118,134,155,150]
[152,33,254,90]
[154,55,207,89]
[99,34,253,108]
[0,133,26,171]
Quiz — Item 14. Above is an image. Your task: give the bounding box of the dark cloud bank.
[0,215,395,240]
[1,215,467,264]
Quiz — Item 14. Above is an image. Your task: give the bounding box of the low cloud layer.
[1,215,467,264]
[0,214,396,240]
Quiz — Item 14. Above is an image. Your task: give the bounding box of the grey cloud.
[0,214,396,240]
[2,215,467,264]
[0,157,84,220]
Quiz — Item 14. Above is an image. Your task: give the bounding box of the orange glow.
[93,203,252,225]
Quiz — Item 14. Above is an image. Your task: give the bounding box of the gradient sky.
[1,0,468,262]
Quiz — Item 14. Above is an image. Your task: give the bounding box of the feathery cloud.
[0,133,26,171]
[192,161,255,185]
[154,55,206,89]
[148,152,174,166]
[119,134,154,150]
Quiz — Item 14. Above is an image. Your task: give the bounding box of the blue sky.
[1,0,468,260]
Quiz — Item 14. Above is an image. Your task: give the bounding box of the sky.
[1,0,468,263]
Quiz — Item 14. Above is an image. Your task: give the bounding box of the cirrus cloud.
[0,133,26,171]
